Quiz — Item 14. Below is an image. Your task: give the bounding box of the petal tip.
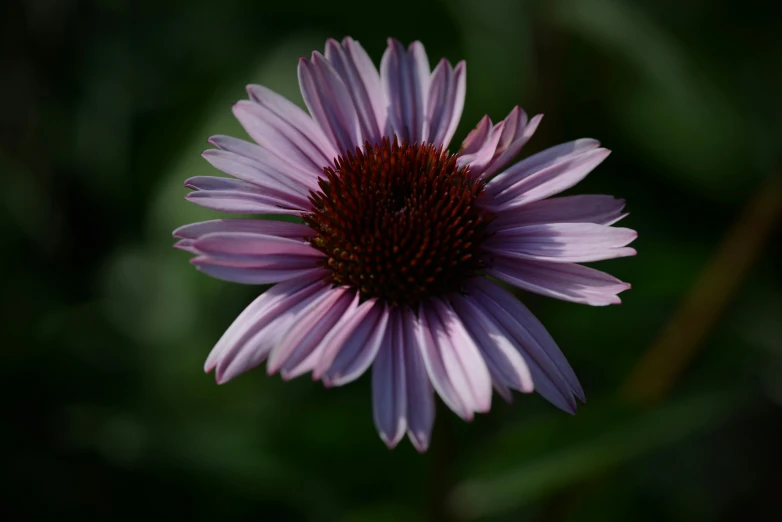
[172,239,192,250]
[408,432,430,453]
[379,433,403,450]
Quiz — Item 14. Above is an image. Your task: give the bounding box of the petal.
[489,195,628,228]
[201,148,312,207]
[232,99,334,174]
[417,300,492,420]
[173,239,198,254]
[185,176,269,192]
[400,307,435,452]
[246,84,337,160]
[449,294,534,394]
[426,59,466,148]
[184,176,303,215]
[298,53,362,154]
[192,253,319,270]
[372,309,407,448]
[499,150,611,208]
[429,298,493,414]
[324,37,386,145]
[415,304,472,420]
[467,279,582,412]
[204,273,328,380]
[208,135,320,194]
[470,278,584,402]
[192,232,323,258]
[459,115,492,157]
[486,257,631,306]
[314,299,389,387]
[215,283,335,384]
[487,138,602,197]
[267,286,354,376]
[185,192,303,215]
[281,290,361,379]
[488,147,611,209]
[457,120,505,175]
[458,107,542,179]
[194,265,328,285]
[485,223,638,263]
[173,219,314,241]
[188,231,324,281]
[482,109,543,178]
[381,39,431,143]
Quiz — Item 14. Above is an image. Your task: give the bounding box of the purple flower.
[174,37,636,451]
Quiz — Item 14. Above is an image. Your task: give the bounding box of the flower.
[173,37,636,451]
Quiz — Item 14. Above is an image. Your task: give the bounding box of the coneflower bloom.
[174,37,636,451]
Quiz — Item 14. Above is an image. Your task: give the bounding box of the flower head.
[174,37,636,451]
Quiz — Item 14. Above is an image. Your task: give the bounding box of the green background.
[4,0,781,520]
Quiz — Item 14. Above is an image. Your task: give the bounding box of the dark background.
[3,0,782,520]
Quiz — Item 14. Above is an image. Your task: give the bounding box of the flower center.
[303,137,493,307]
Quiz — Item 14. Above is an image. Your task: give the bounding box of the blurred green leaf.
[149,32,325,238]
[449,391,742,519]
[552,0,753,200]
[342,504,423,522]
[440,0,535,127]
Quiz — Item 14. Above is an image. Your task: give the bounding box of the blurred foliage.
[2,0,781,520]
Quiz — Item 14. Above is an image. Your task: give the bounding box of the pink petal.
[173,219,314,241]
[246,84,337,160]
[193,232,323,258]
[324,302,389,387]
[471,277,584,402]
[184,176,303,215]
[216,282,335,384]
[430,298,493,414]
[324,37,386,145]
[489,195,627,228]
[482,110,543,178]
[487,147,611,208]
[467,280,581,412]
[381,39,431,143]
[313,298,388,386]
[298,53,362,154]
[191,253,319,270]
[401,307,435,452]
[188,231,324,278]
[232,100,334,173]
[173,239,198,254]
[458,107,542,179]
[194,265,328,285]
[450,294,534,394]
[457,119,505,175]
[208,135,320,193]
[416,304,472,420]
[489,138,600,190]
[486,223,638,263]
[266,286,354,376]
[204,274,328,379]
[372,309,407,448]
[185,191,303,215]
[202,149,312,207]
[486,257,631,306]
[459,115,492,157]
[281,291,361,379]
[426,59,466,148]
